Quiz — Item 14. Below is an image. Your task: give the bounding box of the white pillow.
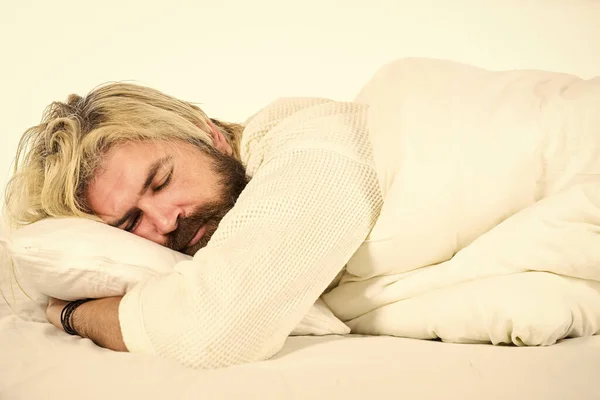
[7,217,350,336]
[1,222,47,321]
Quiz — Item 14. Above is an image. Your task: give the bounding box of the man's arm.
[46,297,128,352]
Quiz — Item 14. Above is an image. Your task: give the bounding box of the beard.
[165,149,249,256]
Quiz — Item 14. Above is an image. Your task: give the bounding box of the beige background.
[1,0,599,214]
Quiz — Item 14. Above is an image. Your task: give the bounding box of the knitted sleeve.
[118,104,381,369]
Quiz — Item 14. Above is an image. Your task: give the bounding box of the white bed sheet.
[0,315,598,400]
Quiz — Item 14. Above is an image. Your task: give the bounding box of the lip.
[187,225,207,248]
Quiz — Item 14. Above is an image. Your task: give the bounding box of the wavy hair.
[3,82,244,228]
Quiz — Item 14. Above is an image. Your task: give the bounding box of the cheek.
[177,172,222,202]
[161,179,209,208]
[133,218,155,238]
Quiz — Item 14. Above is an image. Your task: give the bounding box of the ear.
[207,120,233,156]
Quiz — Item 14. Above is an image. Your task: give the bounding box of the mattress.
[0,314,598,400]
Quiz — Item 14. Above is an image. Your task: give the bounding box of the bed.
[2,1,600,399]
[1,314,599,400]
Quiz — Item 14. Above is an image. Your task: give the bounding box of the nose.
[139,198,180,236]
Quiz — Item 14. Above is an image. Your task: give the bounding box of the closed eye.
[125,211,142,232]
[155,168,173,193]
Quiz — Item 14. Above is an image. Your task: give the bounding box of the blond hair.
[3,82,244,228]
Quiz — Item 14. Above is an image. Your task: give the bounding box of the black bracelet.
[60,299,92,336]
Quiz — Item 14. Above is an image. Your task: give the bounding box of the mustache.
[165,202,229,252]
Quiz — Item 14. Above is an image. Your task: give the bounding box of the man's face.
[86,140,248,255]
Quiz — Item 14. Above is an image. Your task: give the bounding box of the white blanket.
[323,58,600,345]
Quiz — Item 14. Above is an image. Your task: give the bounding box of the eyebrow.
[108,156,172,228]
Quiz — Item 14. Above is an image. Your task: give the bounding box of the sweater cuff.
[119,280,156,355]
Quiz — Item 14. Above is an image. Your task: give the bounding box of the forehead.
[108,140,165,164]
[100,141,168,181]
[85,141,168,216]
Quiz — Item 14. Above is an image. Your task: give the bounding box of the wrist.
[70,296,128,352]
[70,299,95,338]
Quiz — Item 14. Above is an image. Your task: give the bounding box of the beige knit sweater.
[118,98,383,368]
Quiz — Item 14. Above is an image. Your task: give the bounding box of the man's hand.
[46,296,129,352]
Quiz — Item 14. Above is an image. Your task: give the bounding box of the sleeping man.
[5,58,600,368]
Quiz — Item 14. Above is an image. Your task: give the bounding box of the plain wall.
[1,0,599,215]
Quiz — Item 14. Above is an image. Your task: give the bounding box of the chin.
[182,235,210,256]
[181,244,200,256]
